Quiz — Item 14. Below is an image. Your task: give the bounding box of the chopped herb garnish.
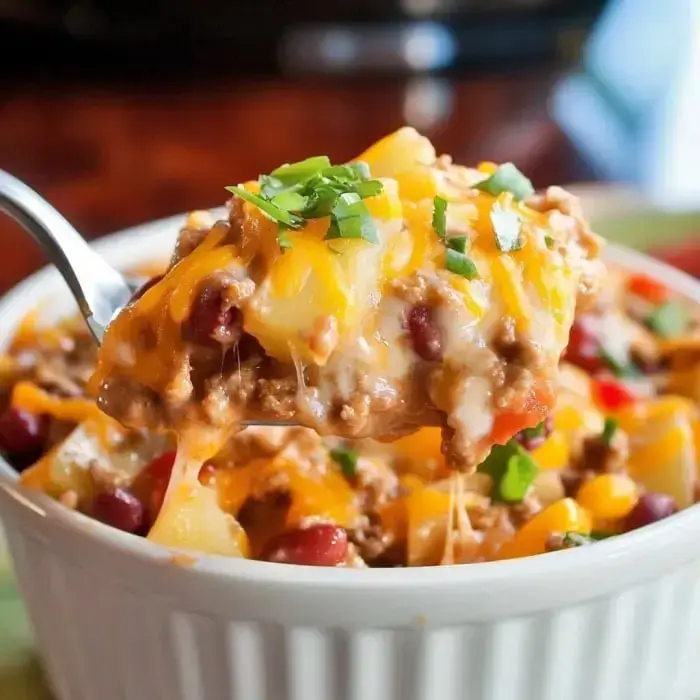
[353,179,384,199]
[271,156,331,186]
[520,421,546,442]
[445,248,479,280]
[330,447,358,480]
[225,186,304,228]
[646,301,688,339]
[544,235,555,249]
[478,440,539,503]
[490,202,524,252]
[562,531,615,547]
[227,156,384,248]
[446,236,468,254]
[271,190,308,212]
[474,162,534,200]
[602,417,619,447]
[432,196,447,239]
[277,231,293,250]
[325,193,379,244]
[598,348,640,379]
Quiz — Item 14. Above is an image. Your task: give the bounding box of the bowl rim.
[2,209,700,596]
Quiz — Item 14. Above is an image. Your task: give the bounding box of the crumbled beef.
[349,514,392,562]
[545,533,575,552]
[508,490,543,528]
[576,428,629,475]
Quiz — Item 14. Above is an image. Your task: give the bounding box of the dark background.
[1,0,697,291]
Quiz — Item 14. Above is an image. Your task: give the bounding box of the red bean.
[130,451,176,528]
[188,285,241,346]
[0,408,47,467]
[563,316,604,374]
[90,488,145,534]
[260,524,348,566]
[406,304,443,362]
[624,492,676,532]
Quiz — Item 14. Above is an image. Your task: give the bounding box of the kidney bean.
[130,451,176,528]
[188,284,241,346]
[0,408,47,468]
[260,524,348,566]
[90,488,145,534]
[624,492,676,531]
[406,304,443,362]
[563,316,604,374]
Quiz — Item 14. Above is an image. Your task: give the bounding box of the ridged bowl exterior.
[2,215,700,700]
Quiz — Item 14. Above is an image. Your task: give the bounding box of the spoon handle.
[0,170,133,342]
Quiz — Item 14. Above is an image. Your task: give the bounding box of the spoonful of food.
[0,126,605,473]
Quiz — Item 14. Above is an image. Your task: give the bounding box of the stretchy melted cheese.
[90,128,604,495]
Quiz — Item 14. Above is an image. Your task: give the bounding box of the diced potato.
[407,488,452,567]
[355,127,436,180]
[497,498,591,560]
[244,181,416,365]
[617,397,698,508]
[148,482,248,557]
[532,471,565,507]
[390,427,447,480]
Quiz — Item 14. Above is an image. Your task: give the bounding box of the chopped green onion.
[271,190,308,212]
[520,420,546,442]
[228,155,383,251]
[446,236,468,254]
[259,175,286,199]
[544,235,555,249]
[330,447,358,480]
[646,301,689,339]
[303,184,342,218]
[432,196,447,239]
[271,156,331,186]
[474,162,535,200]
[602,417,618,447]
[225,186,304,228]
[598,348,640,379]
[348,160,371,179]
[325,193,379,244]
[277,230,293,250]
[490,202,523,252]
[445,248,479,280]
[562,531,614,547]
[478,440,539,503]
[353,179,384,199]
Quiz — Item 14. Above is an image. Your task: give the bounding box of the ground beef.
[576,428,629,475]
[349,514,392,562]
[508,490,543,528]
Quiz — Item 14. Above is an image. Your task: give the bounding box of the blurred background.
[0,0,699,294]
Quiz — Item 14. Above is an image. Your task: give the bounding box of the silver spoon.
[0,169,291,428]
[0,169,137,344]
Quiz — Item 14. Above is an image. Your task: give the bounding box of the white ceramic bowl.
[2,214,700,700]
